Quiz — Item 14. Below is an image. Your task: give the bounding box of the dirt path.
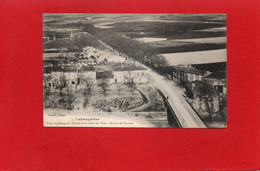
[128,88,152,112]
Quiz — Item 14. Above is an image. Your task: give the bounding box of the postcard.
[43,14,227,128]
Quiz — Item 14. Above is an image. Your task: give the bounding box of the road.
[139,64,207,128]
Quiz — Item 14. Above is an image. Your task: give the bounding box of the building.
[50,65,78,90]
[205,71,227,94]
[95,70,114,84]
[78,65,96,84]
[43,60,150,95]
[43,64,93,91]
[171,65,206,86]
[113,64,148,84]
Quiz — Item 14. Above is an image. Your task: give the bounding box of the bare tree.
[124,71,136,94]
[43,75,52,104]
[98,80,109,97]
[63,86,76,110]
[67,92,76,110]
[80,76,94,96]
[117,84,124,96]
[124,71,132,83]
[55,75,67,95]
[82,80,93,108]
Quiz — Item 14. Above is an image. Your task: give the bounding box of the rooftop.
[51,65,77,72]
[173,65,206,75]
[51,65,63,72]
[113,64,147,71]
[96,70,114,79]
[81,65,95,71]
[62,65,78,72]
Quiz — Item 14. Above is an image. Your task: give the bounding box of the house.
[80,47,111,64]
[81,47,98,59]
[43,65,78,93]
[113,64,148,84]
[159,65,208,99]
[205,71,227,94]
[54,65,78,85]
[96,70,114,84]
[43,62,100,91]
[172,65,206,86]
[78,65,96,84]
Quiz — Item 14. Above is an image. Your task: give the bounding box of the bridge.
[156,88,207,128]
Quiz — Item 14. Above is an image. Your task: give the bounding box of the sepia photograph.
[43,14,227,128]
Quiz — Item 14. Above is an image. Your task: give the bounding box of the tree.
[43,75,52,103]
[84,82,93,96]
[55,75,67,95]
[124,70,133,83]
[124,71,137,93]
[149,54,168,68]
[59,86,76,110]
[80,76,94,96]
[116,83,125,96]
[66,89,76,110]
[127,82,136,95]
[82,79,93,108]
[193,80,218,124]
[98,80,109,97]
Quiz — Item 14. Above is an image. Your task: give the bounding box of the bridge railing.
[155,88,182,128]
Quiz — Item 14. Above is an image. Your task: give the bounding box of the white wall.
[114,70,148,84]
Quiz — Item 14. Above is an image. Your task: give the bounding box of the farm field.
[43,14,227,67]
[152,43,226,54]
[170,37,226,44]
[196,27,227,32]
[144,37,226,53]
[160,49,227,65]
